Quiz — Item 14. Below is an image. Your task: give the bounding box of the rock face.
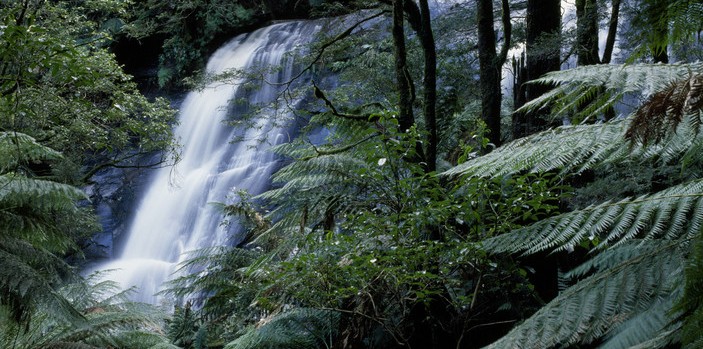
[82,162,152,260]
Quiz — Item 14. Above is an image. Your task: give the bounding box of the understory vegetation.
[3,0,703,348]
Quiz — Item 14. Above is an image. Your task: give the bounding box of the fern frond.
[599,290,680,349]
[669,1,703,50]
[626,74,703,145]
[104,330,180,349]
[443,121,629,178]
[0,174,87,210]
[519,63,703,122]
[565,240,658,279]
[482,242,685,349]
[627,326,680,349]
[675,229,703,348]
[55,310,161,344]
[484,180,703,255]
[0,237,83,324]
[160,246,258,309]
[33,281,170,349]
[224,308,339,349]
[0,132,63,172]
[445,70,703,180]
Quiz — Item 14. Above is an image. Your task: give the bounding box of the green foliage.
[520,62,702,124]
[485,179,703,255]
[0,1,178,345]
[676,231,703,348]
[472,58,703,349]
[485,241,685,349]
[166,98,562,346]
[167,303,203,349]
[125,0,265,87]
[0,271,175,349]
[0,131,96,324]
[443,121,630,178]
[150,3,703,348]
[224,308,339,349]
[445,65,703,182]
[162,246,261,321]
[0,0,178,184]
[621,0,703,62]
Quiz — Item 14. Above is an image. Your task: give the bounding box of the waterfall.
[96,21,319,304]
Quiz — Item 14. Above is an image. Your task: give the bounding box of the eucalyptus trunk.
[392,0,415,132]
[513,0,561,139]
[576,0,600,65]
[417,0,437,171]
[477,0,502,146]
[601,0,621,64]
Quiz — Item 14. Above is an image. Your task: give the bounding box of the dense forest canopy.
[2,0,703,348]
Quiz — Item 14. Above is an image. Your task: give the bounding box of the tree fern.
[467,61,703,348]
[0,272,174,349]
[669,1,703,52]
[254,118,398,249]
[484,179,703,255]
[483,241,685,349]
[0,132,98,325]
[519,63,703,124]
[599,294,679,349]
[442,121,630,178]
[224,308,339,349]
[442,115,703,182]
[0,237,81,322]
[674,229,703,349]
[0,132,62,173]
[161,246,260,318]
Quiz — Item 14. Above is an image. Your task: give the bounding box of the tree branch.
[302,133,380,161]
[311,80,381,122]
[81,154,171,184]
[275,11,388,87]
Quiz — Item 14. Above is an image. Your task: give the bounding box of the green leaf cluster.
[1,0,178,184]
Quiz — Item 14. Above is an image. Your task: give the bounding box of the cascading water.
[96,21,319,304]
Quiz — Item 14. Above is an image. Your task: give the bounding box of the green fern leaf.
[224,308,339,349]
[482,242,685,349]
[0,174,87,210]
[484,180,703,255]
[519,63,703,122]
[442,121,629,178]
[599,292,679,349]
[0,237,82,324]
[0,132,63,173]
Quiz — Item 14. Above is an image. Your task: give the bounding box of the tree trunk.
[601,0,621,64]
[576,0,620,121]
[417,0,437,171]
[576,0,600,65]
[512,0,561,139]
[477,0,502,146]
[392,0,415,132]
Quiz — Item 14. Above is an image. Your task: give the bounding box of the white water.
[96,21,319,304]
